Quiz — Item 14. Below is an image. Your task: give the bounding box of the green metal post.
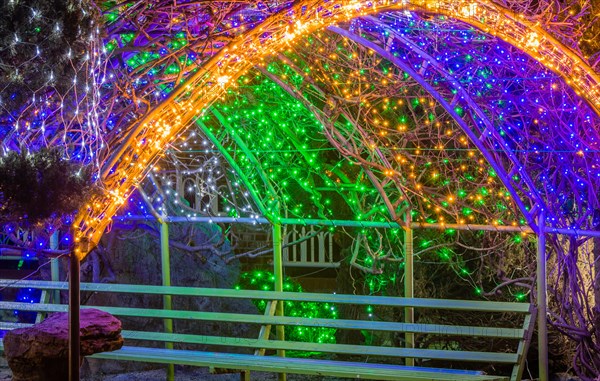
[160,220,175,381]
[536,211,548,381]
[50,231,60,303]
[404,212,414,367]
[196,120,270,217]
[273,222,286,381]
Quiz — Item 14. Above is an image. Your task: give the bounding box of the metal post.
[160,220,175,381]
[68,249,80,381]
[404,212,414,367]
[273,222,286,381]
[50,231,60,303]
[536,211,548,381]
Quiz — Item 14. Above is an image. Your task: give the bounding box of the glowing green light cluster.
[172,35,533,307]
[205,69,521,227]
[235,270,338,344]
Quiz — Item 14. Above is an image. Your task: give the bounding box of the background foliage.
[0,148,95,225]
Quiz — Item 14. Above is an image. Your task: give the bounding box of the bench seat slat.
[0,280,531,313]
[121,330,519,363]
[91,346,509,381]
[0,302,525,339]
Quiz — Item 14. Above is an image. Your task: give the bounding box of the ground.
[83,368,343,381]
[0,357,582,381]
[0,358,345,380]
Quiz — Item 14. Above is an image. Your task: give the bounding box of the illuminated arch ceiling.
[72,0,600,254]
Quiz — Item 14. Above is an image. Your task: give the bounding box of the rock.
[3,308,123,381]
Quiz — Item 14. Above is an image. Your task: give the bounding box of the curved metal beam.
[328,25,537,228]
[75,0,597,254]
[408,0,600,115]
[209,108,279,203]
[195,119,271,219]
[353,16,545,221]
[254,66,362,217]
[258,65,410,225]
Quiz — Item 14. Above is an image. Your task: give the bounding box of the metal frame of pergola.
[2,1,598,381]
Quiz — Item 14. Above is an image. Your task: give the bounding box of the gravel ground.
[0,358,576,381]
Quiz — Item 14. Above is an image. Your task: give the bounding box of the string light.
[3,0,600,374]
[70,0,600,254]
[236,270,338,344]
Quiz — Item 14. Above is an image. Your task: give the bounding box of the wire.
[0,252,69,293]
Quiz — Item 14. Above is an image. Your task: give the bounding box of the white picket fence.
[165,175,338,267]
[282,226,338,268]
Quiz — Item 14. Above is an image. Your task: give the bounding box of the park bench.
[0,279,535,381]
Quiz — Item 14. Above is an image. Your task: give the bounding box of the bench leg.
[240,370,250,381]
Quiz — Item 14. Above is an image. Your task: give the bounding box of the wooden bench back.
[0,279,535,381]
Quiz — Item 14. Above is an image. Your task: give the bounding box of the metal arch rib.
[327,25,536,228]
[256,62,411,226]
[358,16,546,223]
[195,118,272,220]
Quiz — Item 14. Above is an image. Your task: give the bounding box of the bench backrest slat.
[0,322,32,330]
[0,279,535,380]
[0,302,525,339]
[0,280,531,312]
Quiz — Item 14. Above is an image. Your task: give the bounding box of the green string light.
[235,270,338,345]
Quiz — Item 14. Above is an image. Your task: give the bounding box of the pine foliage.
[0,148,95,225]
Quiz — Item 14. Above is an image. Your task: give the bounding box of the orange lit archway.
[73,0,600,256]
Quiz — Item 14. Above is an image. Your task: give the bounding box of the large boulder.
[3,308,123,381]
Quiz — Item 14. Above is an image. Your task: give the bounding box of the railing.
[223,224,338,268]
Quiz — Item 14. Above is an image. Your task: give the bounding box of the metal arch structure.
[71,0,600,255]
[0,2,588,379]
[328,24,542,226]
[334,13,600,231]
[191,11,600,237]
[236,66,413,225]
[90,6,600,376]
[252,32,537,226]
